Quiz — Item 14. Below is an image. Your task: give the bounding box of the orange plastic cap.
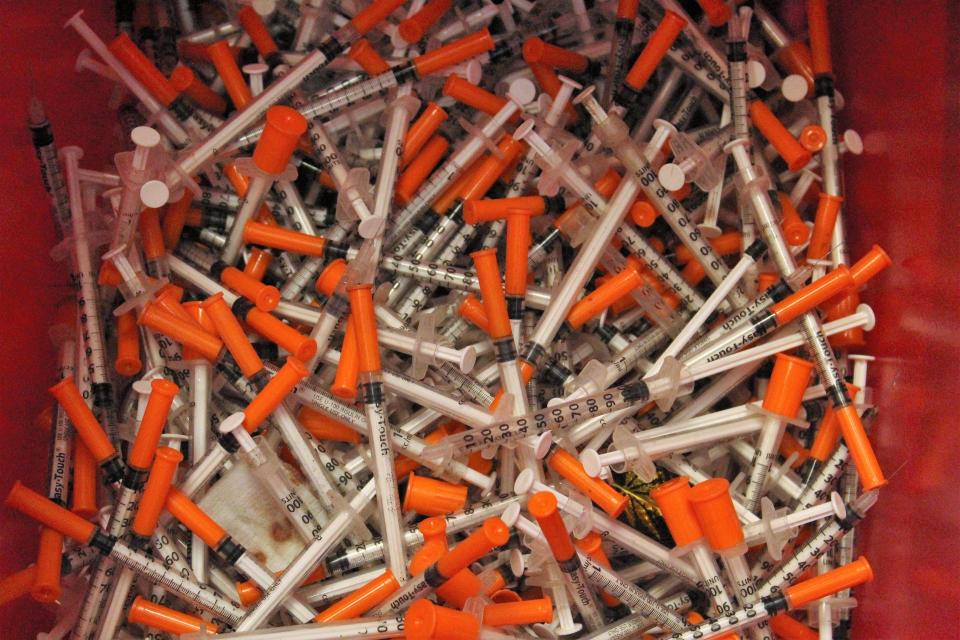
[49,378,116,464]
[484,597,553,626]
[129,596,219,635]
[413,30,495,77]
[315,570,401,621]
[396,135,449,203]
[567,265,644,329]
[244,220,327,256]
[464,196,546,224]
[834,405,887,490]
[71,440,99,518]
[435,517,510,578]
[443,76,507,118]
[237,6,279,56]
[762,354,814,419]
[403,104,448,167]
[769,614,819,640]
[505,211,532,297]
[410,516,449,574]
[350,0,407,36]
[332,316,360,401]
[405,599,480,640]
[132,447,183,538]
[849,245,892,288]
[649,477,703,547]
[399,0,452,44]
[128,379,179,470]
[32,527,63,603]
[348,284,382,373]
[522,37,588,73]
[527,491,576,562]
[139,207,166,260]
[315,259,347,296]
[757,272,780,293]
[435,567,482,608]
[778,192,809,246]
[471,249,512,340]
[625,11,687,91]
[245,307,318,361]
[0,566,37,607]
[750,100,811,172]
[347,39,391,75]
[403,472,468,517]
[203,293,265,378]
[139,302,223,361]
[169,65,227,115]
[770,266,854,325]
[243,248,273,282]
[165,487,226,548]
[547,448,628,517]
[785,556,873,608]
[687,478,744,551]
[629,199,658,227]
[458,294,490,333]
[108,33,178,106]
[5,482,96,544]
[222,266,280,311]
[696,0,731,26]
[616,0,640,19]
[254,106,309,174]
[807,193,843,261]
[298,407,361,443]
[800,125,827,153]
[207,40,252,109]
[806,0,833,76]
[243,357,309,431]
[115,310,143,376]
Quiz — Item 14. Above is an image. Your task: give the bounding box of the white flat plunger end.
[458,346,477,374]
[251,0,277,16]
[658,163,686,192]
[533,432,553,459]
[131,126,161,148]
[507,78,537,106]
[514,468,535,495]
[571,85,596,106]
[219,412,246,434]
[580,449,601,478]
[746,59,766,89]
[830,491,847,520]
[843,129,864,155]
[357,216,386,239]
[242,63,270,75]
[463,60,483,84]
[140,180,170,208]
[501,502,521,527]
[557,75,582,90]
[781,74,809,103]
[513,119,537,141]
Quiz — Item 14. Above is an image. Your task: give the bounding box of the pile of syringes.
[1,0,893,638]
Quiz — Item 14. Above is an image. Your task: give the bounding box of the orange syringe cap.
[139,207,166,261]
[403,472,468,517]
[460,137,525,202]
[688,478,744,552]
[675,232,743,264]
[758,272,780,293]
[181,300,216,361]
[770,265,854,325]
[443,76,510,119]
[108,33,179,106]
[48,378,116,465]
[5,482,96,545]
[332,315,360,401]
[129,596,219,635]
[806,0,833,76]
[822,291,865,348]
[784,556,874,609]
[806,193,844,261]
[396,135,449,203]
[315,259,347,296]
[243,357,309,431]
[347,39,391,75]
[243,248,273,282]
[566,264,644,330]
[399,0,453,44]
[625,10,687,92]
[849,244,892,288]
[128,379,180,471]
[207,40,253,109]
[471,248,512,340]
[71,440,98,518]
[0,566,38,607]
[548,448,628,517]
[403,104,448,167]
[770,613,820,640]
[165,487,227,548]
[169,64,227,115]
[436,517,510,578]
[778,192,810,246]
[483,597,554,626]
[527,491,576,562]
[221,266,280,311]
[522,37,589,74]
[807,382,858,462]
[244,220,328,256]
[243,306,318,362]
[297,407,361,443]
[458,294,490,333]
[315,570,401,622]
[616,0,640,19]
[650,476,703,548]
[409,516,449,575]
[350,0,407,36]
[629,197,658,227]
[505,210,533,297]
[406,599,480,640]
[115,310,143,376]
[413,29,495,77]
[254,106,309,174]
[32,527,62,603]
[834,404,887,490]
[464,196,549,224]
[203,293,265,379]
[575,531,620,606]
[347,284,381,374]
[696,0,731,26]
[435,567,482,608]
[237,6,279,57]
[799,125,828,153]
[750,100,811,172]
[131,447,183,539]
[762,354,814,419]
[139,302,224,362]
